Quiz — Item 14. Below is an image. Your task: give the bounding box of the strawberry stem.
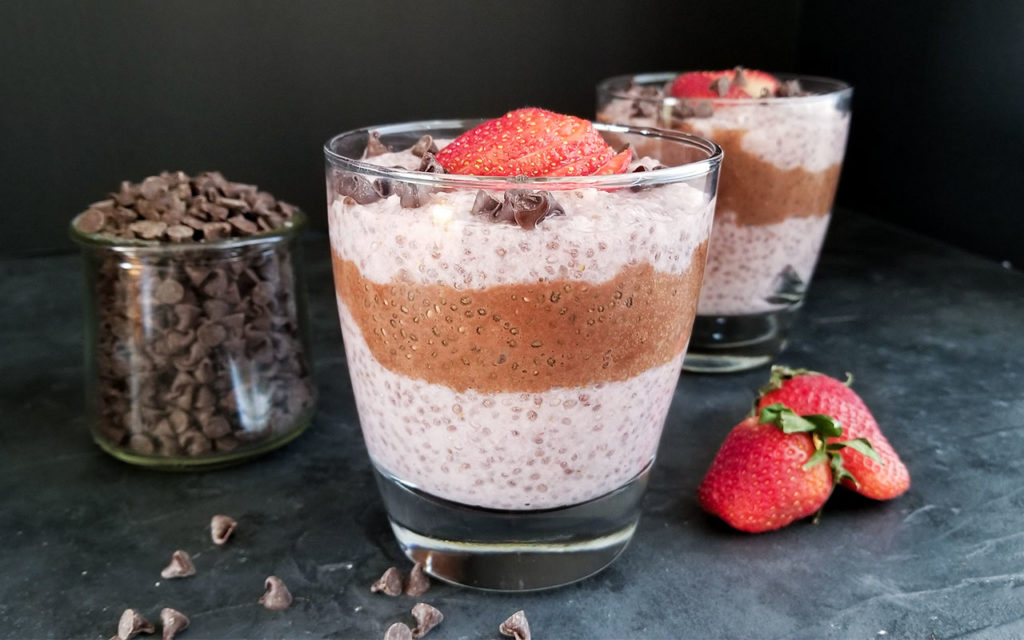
[758,403,880,488]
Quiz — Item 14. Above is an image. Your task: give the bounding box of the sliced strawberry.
[592,149,633,175]
[670,71,748,99]
[435,108,630,177]
[670,68,780,99]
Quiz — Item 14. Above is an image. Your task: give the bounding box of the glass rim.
[68,208,307,253]
[323,118,723,190]
[597,71,853,106]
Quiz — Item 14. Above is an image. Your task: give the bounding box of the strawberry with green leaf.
[698,404,882,533]
[757,366,911,501]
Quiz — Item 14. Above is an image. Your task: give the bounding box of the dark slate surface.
[1,211,1022,639]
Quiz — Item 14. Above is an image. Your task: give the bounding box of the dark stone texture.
[1,211,1022,639]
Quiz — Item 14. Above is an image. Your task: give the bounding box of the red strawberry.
[670,71,748,99]
[698,411,833,533]
[435,108,631,177]
[670,67,780,99]
[757,366,910,501]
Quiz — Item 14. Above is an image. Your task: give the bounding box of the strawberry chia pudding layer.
[328,144,714,510]
[598,76,850,316]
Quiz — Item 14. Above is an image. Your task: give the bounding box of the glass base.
[373,464,651,591]
[683,309,799,373]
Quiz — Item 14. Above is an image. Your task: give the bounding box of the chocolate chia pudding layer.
[327,133,717,510]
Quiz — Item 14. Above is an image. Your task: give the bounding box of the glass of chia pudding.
[324,109,721,590]
[597,70,852,372]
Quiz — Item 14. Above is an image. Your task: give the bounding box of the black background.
[3,0,1022,266]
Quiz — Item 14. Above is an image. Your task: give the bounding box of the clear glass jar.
[70,212,316,468]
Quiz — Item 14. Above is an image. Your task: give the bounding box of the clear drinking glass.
[324,119,721,590]
[71,214,316,468]
[598,72,852,372]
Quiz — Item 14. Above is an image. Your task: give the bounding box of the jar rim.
[323,119,722,190]
[597,71,853,105]
[68,208,307,253]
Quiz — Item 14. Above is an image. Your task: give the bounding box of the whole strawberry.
[698,407,863,533]
[757,366,910,501]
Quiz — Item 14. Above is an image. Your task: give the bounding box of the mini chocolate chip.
[337,174,384,204]
[201,221,233,241]
[181,214,206,230]
[152,418,175,438]
[173,388,194,410]
[180,430,211,455]
[194,359,215,384]
[251,281,276,306]
[160,550,196,579]
[202,299,230,320]
[410,135,439,157]
[173,304,201,331]
[365,130,390,157]
[170,371,196,396]
[216,196,249,211]
[248,334,275,364]
[128,434,156,454]
[405,562,430,596]
[117,608,155,640]
[417,153,445,174]
[393,182,425,208]
[228,215,259,234]
[169,409,190,434]
[176,341,207,369]
[129,220,168,240]
[672,100,713,120]
[630,98,658,119]
[410,603,443,639]
[501,190,564,230]
[202,415,231,439]
[196,322,227,348]
[776,78,807,97]
[193,386,215,409]
[159,608,189,640]
[259,575,293,611]
[220,313,245,338]
[470,190,506,220]
[215,435,240,451]
[210,514,237,545]
[630,161,668,192]
[157,434,181,455]
[499,610,531,640]
[201,270,228,298]
[710,75,732,96]
[164,330,195,354]
[371,567,403,596]
[200,201,230,220]
[76,208,107,234]
[139,176,169,201]
[384,623,413,640]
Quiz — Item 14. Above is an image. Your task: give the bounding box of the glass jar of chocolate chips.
[70,171,316,468]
